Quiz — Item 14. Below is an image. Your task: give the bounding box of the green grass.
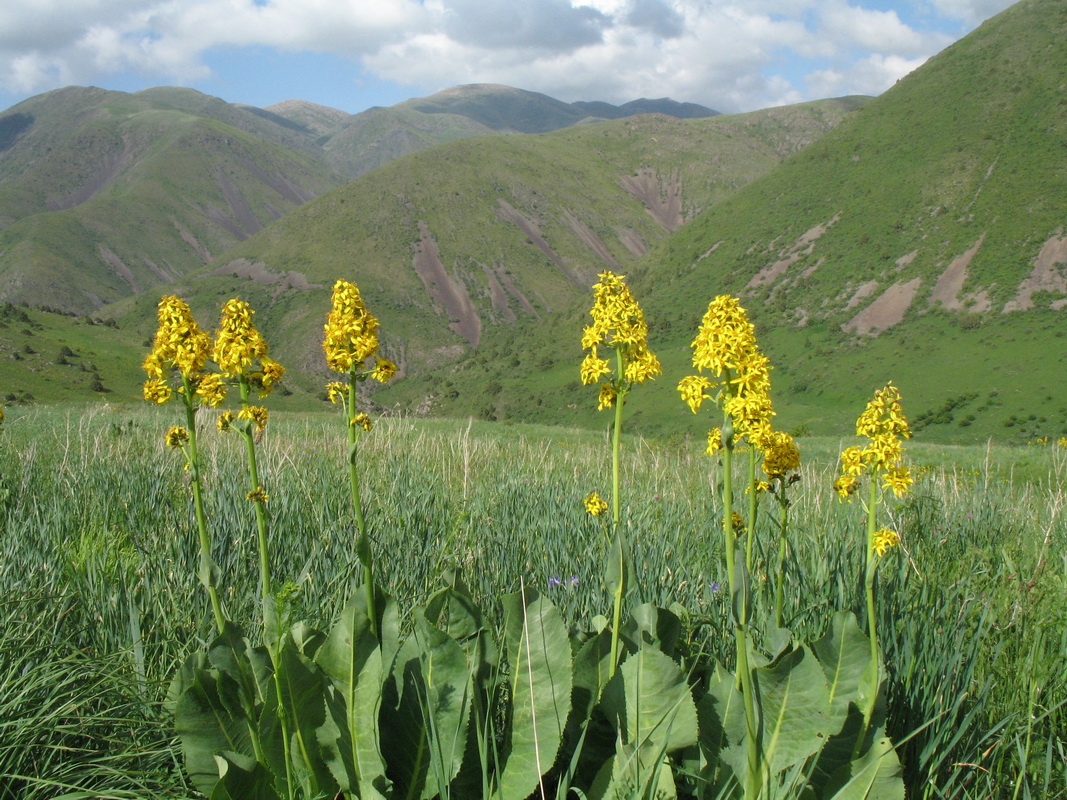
[0,404,1063,797]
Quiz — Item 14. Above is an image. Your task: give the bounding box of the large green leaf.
[602,646,699,771]
[380,617,473,800]
[828,729,905,800]
[755,645,831,776]
[210,751,282,800]
[276,631,336,799]
[698,663,747,795]
[173,666,256,798]
[621,604,682,658]
[811,612,871,732]
[315,597,389,798]
[498,585,573,800]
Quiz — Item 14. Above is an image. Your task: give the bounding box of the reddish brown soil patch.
[844,277,922,336]
[1003,232,1067,312]
[495,200,582,286]
[412,221,481,346]
[619,168,683,232]
[172,218,211,262]
[929,235,985,311]
[211,258,322,292]
[562,210,619,268]
[747,213,840,289]
[98,246,140,293]
[845,280,880,310]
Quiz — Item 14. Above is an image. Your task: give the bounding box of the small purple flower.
[548,576,562,588]
[569,576,579,585]
[710,582,720,592]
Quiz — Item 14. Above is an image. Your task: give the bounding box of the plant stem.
[856,476,881,756]
[774,492,789,630]
[347,376,377,637]
[608,347,627,678]
[181,374,225,634]
[722,414,762,800]
[745,445,758,575]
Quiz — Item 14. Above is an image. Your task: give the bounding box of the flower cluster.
[579,272,661,409]
[679,295,774,445]
[583,491,609,516]
[835,383,912,501]
[213,299,284,396]
[142,296,227,407]
[165,426,190,449]
[323,280,395,382]
[872,528,900,557]
[758,429,800,482]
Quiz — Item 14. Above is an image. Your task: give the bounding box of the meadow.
[0,402,1063,798]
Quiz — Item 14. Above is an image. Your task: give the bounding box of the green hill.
[391,0,1067,444]
[170,99,860,379]
[0,87,343,314]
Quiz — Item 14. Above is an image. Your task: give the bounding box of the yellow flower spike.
[214,298,267,376]
[352,412,373,432]
[324,279,381,374]
[146,296,212,379]
[165,426,190,448]
[583,491,609,516]
[326,382,346,404]
[580,271,660,408]
[246,486,269,503]
[217,411,235,432]
[872,528,900,557]
[883,465,913,498]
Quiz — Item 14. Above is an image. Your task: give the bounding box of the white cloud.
[0,0,1016,112]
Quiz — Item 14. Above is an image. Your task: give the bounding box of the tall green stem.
[774,493,789,630]
[181,375,225,635]
[745,446,758,575]
[236,377,296,800]
[608,346,627,678]
[346,376,377,637]
[722,413,762,800]
[855,476,882,756]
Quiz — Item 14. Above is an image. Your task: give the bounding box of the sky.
[0,0,1018,116]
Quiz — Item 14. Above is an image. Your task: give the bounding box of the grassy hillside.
[381,0,1067,445]
[184,99,860,378]
[0,87,343,315]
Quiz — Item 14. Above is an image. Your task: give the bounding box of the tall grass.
[0,404,1063,797]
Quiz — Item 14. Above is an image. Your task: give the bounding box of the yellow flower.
[597,383,617,411]
[145,296,211,379]
[143,378,172,405]
[759,429,800,480]
[731,512,746,532]
[371,357,398,383]
[217,410,235,432]
[165,426,189,448]
[580,271,660,407]
[677,375,712,414]
[706,427,723,455]
[352,412,373,432]
[214,298,269,378]
[580,349,612,385]
[685,295,775,443]
[194,373,227,408]
[247,486,269,503]
[834,474,858,501]
[584,491,609,516]
[883,465,913,498]
[238,405,269,431]
[326,381,346,404]
[872,528,900,556]
[324,279,380,373]
[247,357,285,397]
[0,407,4,426]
